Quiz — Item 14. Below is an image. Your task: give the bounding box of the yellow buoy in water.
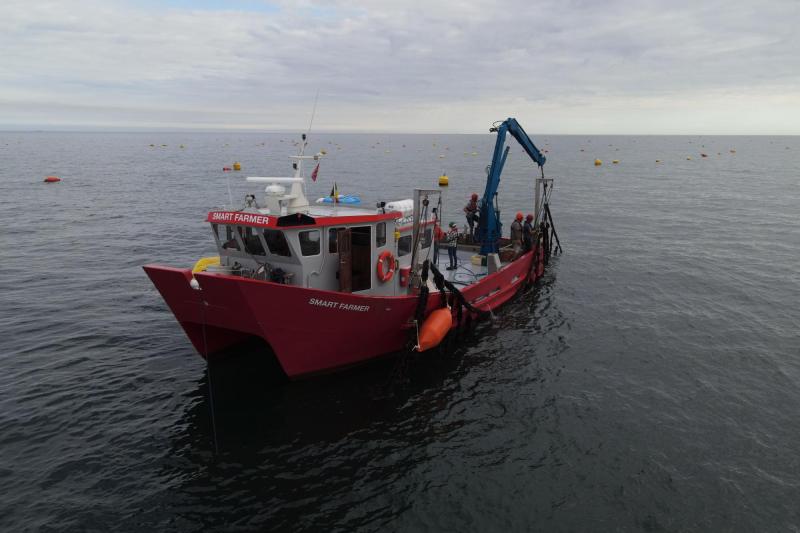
[612,159,619,164]
[233,162,242,171]
[594,159,602,166]
[438,174,449,186]
[686,156,692,160]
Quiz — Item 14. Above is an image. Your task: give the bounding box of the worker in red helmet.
[511,212,524,257]
[463,192,480,241]
[523,214,535,251]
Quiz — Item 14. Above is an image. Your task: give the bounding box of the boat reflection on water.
[179,331,476,453]
[141,274,569,531]
[174,265,565,457]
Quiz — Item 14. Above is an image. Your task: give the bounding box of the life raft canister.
[376,250,396,282]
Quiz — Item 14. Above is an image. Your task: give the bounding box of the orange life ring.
[376,250,395,283]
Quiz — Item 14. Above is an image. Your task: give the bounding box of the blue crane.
[476,117,546,255]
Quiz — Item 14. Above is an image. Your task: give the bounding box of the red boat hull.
[144,248,545,378]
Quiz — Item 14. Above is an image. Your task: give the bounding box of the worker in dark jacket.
[463,193,480,240]
[523,214,535,251]
[446,221,460,270]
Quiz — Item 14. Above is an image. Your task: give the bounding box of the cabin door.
[350,226,372,292]
[337,228,352,293]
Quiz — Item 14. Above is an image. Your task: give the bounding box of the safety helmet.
[471,193,478,200]
[449,221,457,228]
[526,214,534,222]
[515,212,523,221]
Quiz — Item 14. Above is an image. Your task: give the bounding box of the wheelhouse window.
[328,227,343,253]
[376,222,386,248]
[299,230,320,256]
[420,227,432,249]
[211,223,224,246]
[397,234,412,257]
[240,226,266,256]
[263,229,291,257]
[221,225,241,251]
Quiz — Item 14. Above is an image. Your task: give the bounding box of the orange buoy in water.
[43,176,61,183]
[415,307,453,352]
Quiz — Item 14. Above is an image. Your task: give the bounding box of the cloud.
[1,0,798,132]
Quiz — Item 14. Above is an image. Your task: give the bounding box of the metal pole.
[545,203,562,253]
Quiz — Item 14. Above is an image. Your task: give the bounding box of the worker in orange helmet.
[510,212,524,257]
[523,214,535,251]
[463,192,480,241]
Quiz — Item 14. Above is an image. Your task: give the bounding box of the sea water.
[1,132,798,531]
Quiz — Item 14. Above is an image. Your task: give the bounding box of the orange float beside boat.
[415,307,453,352]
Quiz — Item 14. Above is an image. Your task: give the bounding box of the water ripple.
[1,133,799,531]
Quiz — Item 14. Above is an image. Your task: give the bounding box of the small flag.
[330,181,339,203]
[311,162,320,182]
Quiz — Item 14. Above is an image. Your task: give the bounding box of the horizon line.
[1,128,797,136]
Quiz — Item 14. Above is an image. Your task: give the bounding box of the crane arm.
[477,117,546,255]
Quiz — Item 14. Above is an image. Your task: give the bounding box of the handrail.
[246,177,304,183]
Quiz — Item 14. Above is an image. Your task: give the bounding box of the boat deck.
[430,247,510,287]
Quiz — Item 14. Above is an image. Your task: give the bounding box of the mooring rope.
[426,261,492,321]
[199,291,220,456]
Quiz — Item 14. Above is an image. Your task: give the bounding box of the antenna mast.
[298,90,320,161]
[295,90,320,196]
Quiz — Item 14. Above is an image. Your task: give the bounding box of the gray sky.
[2,0,798,133]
